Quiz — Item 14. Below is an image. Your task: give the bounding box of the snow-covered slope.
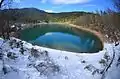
[0,38,120,79]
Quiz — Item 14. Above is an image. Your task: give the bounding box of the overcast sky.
[12,0,114,13]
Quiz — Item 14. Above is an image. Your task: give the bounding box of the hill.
[0,8,93,23]
[0,8,47,22]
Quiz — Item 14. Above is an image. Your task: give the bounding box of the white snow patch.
[44,32,53,36]
[0,37,119,79]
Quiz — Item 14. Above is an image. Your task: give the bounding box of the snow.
[0,37,120,79]
[11,25,15,28]
[45,32,53,36]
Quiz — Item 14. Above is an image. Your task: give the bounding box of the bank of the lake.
[65,23,105,44]
[50,22,105,47]
[0,37,120,79]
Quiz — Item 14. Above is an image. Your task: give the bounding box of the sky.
[12,0,114,13]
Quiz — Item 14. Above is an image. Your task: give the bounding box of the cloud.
[13,0,21,3]
[52,5,65,9]
[83,4,96,7]
[41,0,47,3]
[51,0,91,4]
[0,0,20,3]
[44,9,55,13]
[40,0,92,5]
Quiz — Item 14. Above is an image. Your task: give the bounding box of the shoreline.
[19,22,105,44]
[65,23,105,42]
[64,23,105,48]
[47,22,105,43]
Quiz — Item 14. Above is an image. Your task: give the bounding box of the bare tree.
[0,0,14,39]
[0,0,4,8]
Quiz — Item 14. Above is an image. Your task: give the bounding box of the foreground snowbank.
[0,38,120,79]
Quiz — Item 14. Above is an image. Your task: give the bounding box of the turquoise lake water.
[20,24,103,53]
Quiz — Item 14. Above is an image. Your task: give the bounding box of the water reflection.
[20,24,103,53]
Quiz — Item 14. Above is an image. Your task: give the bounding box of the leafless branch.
[0,0,4,8]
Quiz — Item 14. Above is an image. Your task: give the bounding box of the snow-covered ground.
[0,37,120,79]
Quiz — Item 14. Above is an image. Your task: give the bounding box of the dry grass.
[74,12,120,42]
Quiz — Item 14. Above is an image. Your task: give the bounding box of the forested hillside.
[0,8,92,23]
[0,8,47,23]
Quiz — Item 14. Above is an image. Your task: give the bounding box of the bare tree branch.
[0,0,4,8]
[113,0,120,12]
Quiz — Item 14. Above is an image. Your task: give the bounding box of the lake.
[20,24,103,53]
